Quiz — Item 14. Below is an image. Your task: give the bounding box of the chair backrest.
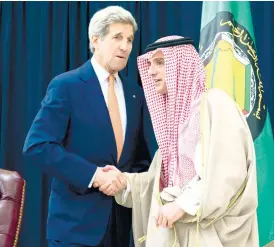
[0,169,26,247]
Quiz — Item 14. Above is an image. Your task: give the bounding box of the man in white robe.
[98,36,259,247]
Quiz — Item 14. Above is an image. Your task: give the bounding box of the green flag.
[199,1,274,246]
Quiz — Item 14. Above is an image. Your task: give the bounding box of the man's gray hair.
[88,6,138,53]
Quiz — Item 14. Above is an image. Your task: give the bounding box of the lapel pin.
[133,95,136,98]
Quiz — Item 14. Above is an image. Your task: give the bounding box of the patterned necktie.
[107,74,124,162]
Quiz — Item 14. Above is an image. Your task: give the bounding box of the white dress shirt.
[88,57,127,188]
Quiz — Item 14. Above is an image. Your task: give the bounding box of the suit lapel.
[79,60,117,163]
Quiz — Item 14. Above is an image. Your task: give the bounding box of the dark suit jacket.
[23,60,157,246]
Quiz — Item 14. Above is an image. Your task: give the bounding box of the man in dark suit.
[23,6,157,247]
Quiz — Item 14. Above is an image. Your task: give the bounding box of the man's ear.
[91,36,99,51]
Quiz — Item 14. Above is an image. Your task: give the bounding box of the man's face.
[148,51,167,95]
[92,22,134,74]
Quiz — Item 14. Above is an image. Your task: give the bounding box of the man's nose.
[119,40,128,51]
[148,66,156,76]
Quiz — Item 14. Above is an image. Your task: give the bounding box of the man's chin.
[111,65,127,73]
[156,87,167,95]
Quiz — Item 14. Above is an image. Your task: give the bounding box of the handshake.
[92,165,127,196]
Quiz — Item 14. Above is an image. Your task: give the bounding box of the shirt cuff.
[174,180,202,216]
[88,168,97,188]
[122,178,131,203]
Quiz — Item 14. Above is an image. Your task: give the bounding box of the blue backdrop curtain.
[0,2,273,247]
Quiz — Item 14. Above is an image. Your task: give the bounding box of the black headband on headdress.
[144,37,194,53]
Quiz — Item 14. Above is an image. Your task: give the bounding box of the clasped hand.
[93,165,127,196]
